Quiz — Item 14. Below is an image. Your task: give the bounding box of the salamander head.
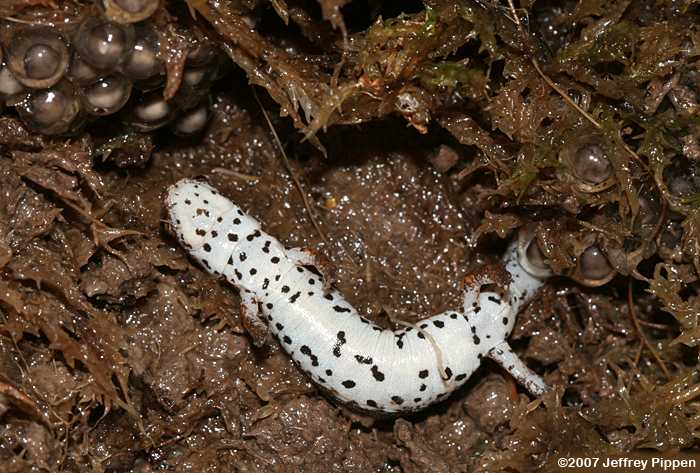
[165,178,234,251]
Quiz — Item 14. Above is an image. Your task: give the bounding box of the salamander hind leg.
[239,289,269,347]
[488,341,547,396]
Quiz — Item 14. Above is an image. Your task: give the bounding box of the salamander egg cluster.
[0,0,216,136]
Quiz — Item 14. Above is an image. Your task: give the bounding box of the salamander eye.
[100,0,159,24]
[572,245,615,287]
[127,91,172,130]
[171,101,210,136]
[121,25,162,81]
[80,75,132,116]
[7,27,70,89]
[14,81,82,135]
[573,143,612,185]
[517,230,552,278]
[76,18,135,70]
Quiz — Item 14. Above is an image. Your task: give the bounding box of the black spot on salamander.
[342,380,356,389]
[227,256,233,265]
[271,256,280,263]
[308,278,315,285]
[333,331,346,357]
[300,345,319,366]
[234,269,243,280]
[202,259,210,269]
[283,335,292,344]
[324,293,334,300]
[391,396,404,405]
[325,369,333,376]
[233,218,241,224]
[355,355,373,365]
[203,243,211,252]
[281,285,290,293]
[419,384,427,392]
[487,295,501,305]
[419,370,429,379]
[433,320,444,328]
[211,230,218,237]
[184,199,191,205]
[450,313,458,319]
[444,367,452,380]
[262,278,270,289]
[266,303,273,309]
[333,305,351,313]
[239,252,247,261]
[250,268,257,275]
[262,241,271,253]
[228,233,238,242]
[474,306,481,313]
[473,334,481,345]
[371,365,385,381]
[366,400,378,408]
[289,291,301,303]
[502,317,509,325]
[455,373,467,381]
[275,323,283,330]
[196,228,206,236]
[217,217,222,222]
[417,332,425,339]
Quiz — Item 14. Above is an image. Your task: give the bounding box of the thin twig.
[627,278,671,379]
[252,88,330,246]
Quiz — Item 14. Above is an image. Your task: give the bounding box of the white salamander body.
[166,178,549,414]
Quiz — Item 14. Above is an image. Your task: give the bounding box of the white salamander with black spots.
[166,178,550,414]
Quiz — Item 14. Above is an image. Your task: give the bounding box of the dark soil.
[1,1,699,472]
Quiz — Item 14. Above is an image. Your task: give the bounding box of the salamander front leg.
[287,246,333,288]
[488,341,547,396]
[287,247,318,266]
[239,289,268,347]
